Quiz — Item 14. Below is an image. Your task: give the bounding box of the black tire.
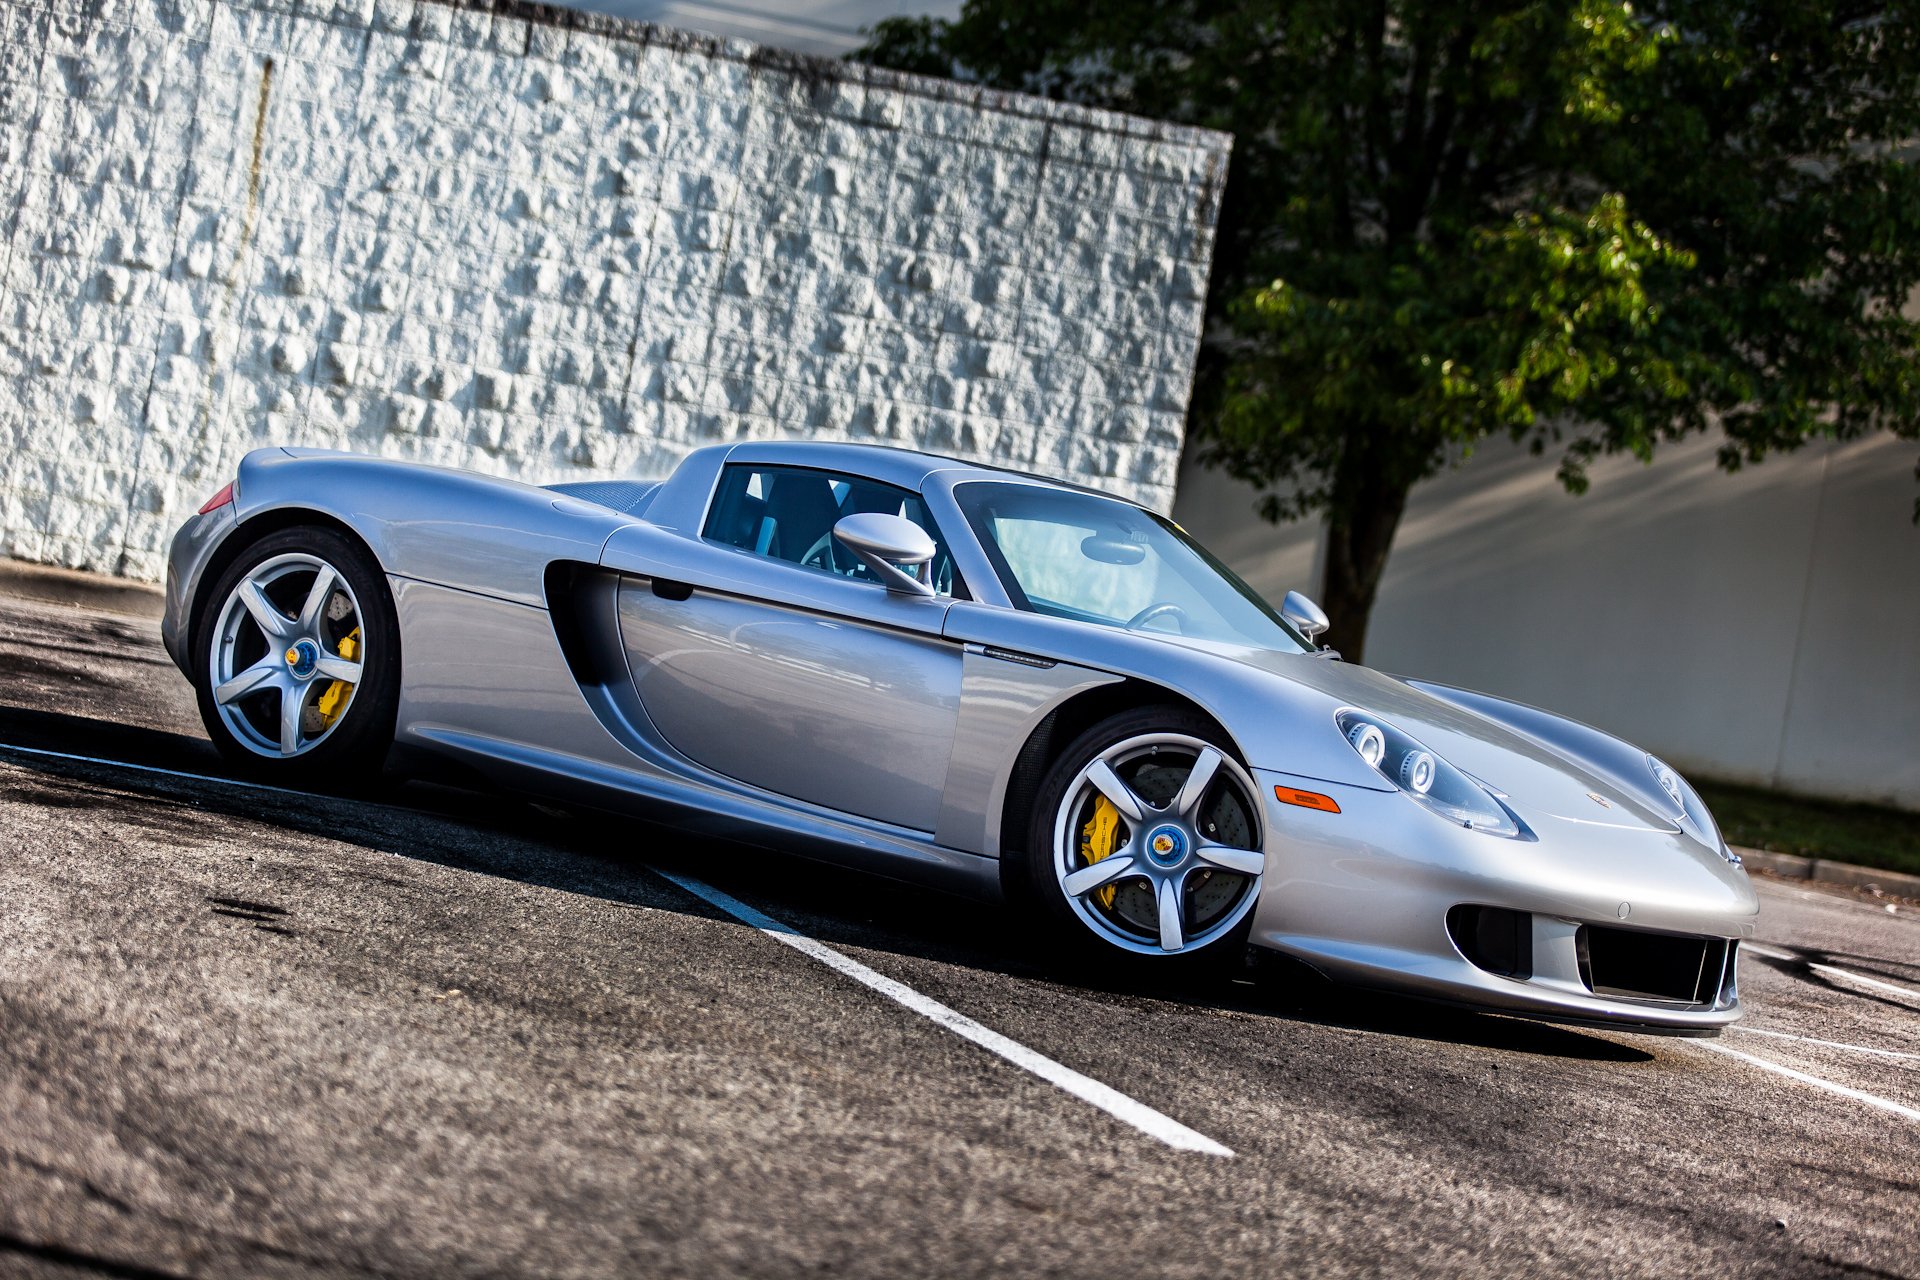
[1023,704,1261,975]
[192,525,400,784]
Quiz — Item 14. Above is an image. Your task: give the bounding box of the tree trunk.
[1318,448,1413,666]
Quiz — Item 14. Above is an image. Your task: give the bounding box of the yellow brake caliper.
[1079,795,1122,910]
[315,627,359,730]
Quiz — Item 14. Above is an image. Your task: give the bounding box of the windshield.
[953,482,1312,653]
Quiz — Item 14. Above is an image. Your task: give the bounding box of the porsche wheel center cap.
[1145,824,1187,868]
[285,638,320,680]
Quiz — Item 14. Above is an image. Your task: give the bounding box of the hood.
[1168,638,1679,833]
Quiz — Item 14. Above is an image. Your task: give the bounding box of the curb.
[0,557,164,620]
[1736,845,1920,899]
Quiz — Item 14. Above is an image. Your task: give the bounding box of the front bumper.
[1248,769,1759,1033]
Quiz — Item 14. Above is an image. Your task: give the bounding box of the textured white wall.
[0,0,1228,581]
[1174,435,1920,810]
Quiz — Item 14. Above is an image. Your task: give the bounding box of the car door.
[604,463,965,833]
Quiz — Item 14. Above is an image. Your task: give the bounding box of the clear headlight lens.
[1647,755,1733,861]
[1400,750,1436,795]
[1347,721,1386,767]
[1336,710,1521,838]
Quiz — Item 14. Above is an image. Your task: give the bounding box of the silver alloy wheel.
[208,551,365,759]
[1050,731,1265,955]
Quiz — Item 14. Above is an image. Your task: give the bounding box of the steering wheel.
[801,530,844,576]
[1125,601,1189,631]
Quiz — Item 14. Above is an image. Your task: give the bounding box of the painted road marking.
[0,740,397,806]
[654,868,1235,1158]
[0,739,1233,1158]
[15,738,1919,1141]
[1696,1039,1920,1123]
[1747,943,1920,1005]
[1731,1025,1920,1064]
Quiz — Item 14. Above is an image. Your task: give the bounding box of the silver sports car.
[161,441,1757,1031]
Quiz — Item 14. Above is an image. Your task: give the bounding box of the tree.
[856,1,1920,662]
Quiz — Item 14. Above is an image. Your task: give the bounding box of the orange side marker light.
[1274,785,1340,814]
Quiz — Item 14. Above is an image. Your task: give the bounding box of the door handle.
[650,577,694,601]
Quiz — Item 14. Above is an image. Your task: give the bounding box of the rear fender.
[227,448,634,606]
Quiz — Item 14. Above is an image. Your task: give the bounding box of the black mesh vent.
[545,480,662,516]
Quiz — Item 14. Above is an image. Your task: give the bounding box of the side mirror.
[832,513,937,598]
[1281,590,1330,642]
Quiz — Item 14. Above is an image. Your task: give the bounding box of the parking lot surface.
[1,592,1916,1278]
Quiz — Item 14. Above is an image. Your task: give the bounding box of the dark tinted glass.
[704,465,961,597]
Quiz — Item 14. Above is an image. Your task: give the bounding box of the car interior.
[704,465,963,597]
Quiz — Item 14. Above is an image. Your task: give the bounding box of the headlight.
[1336,710,1522,838]
[1647,756,1734,862]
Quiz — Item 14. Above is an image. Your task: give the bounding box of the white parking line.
[6,736,1234,1155]
[1746,944,1920,1004]
[1731,1025,1920,1064]
[1696,1039,1920,1123]
[654,868,1235,1158]
[0,740,381,804]
[31,736,1920,1147]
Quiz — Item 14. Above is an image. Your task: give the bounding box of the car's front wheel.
[193,526,399,783]
[1025,707,1265,967]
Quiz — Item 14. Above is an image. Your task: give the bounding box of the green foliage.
[1698,780,1920,878]
[855,1,1920,653]
[1223,192,1695,515]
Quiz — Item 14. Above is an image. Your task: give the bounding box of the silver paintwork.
[614,576,961,832]
[387,570,1001,899]
[1280,590,1330,643]
[935,646,1121,858]
[160,499,236,671]
[161,439,1761,1031]
[830,512,936,596]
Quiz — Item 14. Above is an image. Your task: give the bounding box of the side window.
[703,465,962,597]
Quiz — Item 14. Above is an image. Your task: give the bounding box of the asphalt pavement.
[1,590,1916,1278]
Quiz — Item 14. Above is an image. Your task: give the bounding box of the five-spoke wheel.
[1027,707,1264,964]
[209,551,365,758]
[193,527,398,781]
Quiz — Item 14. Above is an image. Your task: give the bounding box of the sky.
[560,0,960,57]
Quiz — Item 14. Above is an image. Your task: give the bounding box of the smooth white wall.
[1173,434,1920,809]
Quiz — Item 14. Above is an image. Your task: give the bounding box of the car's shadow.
[2,702,1660,1064]
[1742,944,1920,1014]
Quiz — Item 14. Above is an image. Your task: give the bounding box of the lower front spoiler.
[1257,935,1743,1034]
[1245,768,1756,1035]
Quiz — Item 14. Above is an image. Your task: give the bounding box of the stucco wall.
[0,0,1227,581]
[1173,434,1920,810]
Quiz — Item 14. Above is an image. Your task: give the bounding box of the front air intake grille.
[1447,905,1532,980]
[1577,924,1731,1005]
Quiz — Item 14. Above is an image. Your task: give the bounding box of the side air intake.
[1446,905,1532,980]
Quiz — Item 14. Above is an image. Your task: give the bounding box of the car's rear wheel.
[193,527,399,783]
[1025,706,1264,969]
